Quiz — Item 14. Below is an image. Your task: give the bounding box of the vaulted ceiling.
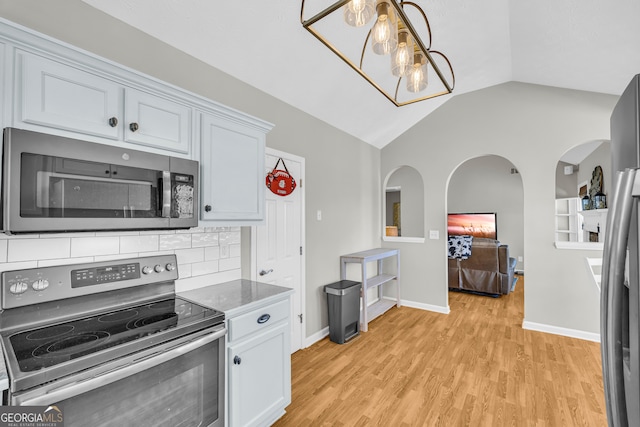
[81,0,640,148]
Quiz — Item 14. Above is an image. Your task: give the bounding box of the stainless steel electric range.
[0,254,225,427]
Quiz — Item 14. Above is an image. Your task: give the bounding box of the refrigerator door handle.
[601,168,638,427]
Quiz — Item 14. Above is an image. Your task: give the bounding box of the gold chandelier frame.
[300,0,455,106]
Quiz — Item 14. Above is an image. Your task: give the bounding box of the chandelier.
[300,0,455,106]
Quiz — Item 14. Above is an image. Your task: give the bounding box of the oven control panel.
[0,255,179,309]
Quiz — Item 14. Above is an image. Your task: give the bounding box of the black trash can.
[324,280,362,344]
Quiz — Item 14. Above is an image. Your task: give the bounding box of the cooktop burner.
[9,297,217,372]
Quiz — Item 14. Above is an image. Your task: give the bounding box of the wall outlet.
[429,230,439,239]
[518,256,523,262]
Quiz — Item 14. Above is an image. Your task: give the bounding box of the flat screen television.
[447,212,497,240]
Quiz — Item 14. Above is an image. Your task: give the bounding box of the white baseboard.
[522,320,600,342]
[305,326,329,348]
[400,299,450,314]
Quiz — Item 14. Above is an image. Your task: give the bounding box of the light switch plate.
[429,230,439,239]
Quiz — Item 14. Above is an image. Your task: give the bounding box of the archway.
[446,155,524,302]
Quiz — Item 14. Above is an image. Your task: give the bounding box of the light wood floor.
[273,276,607,426]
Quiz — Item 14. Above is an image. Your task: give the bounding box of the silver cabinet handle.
[601,168,638,427]
[259,269,273,276]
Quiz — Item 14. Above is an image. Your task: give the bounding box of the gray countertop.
[178,279,293,317]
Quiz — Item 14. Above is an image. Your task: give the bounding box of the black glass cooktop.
[9,297,222,372]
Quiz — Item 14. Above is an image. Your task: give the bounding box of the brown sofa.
[448,237,517,295]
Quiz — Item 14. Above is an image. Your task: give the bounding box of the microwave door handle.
[601,168,638,427]
[161,171,171,218]
[15,326,226,406]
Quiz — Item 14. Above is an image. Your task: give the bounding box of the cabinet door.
[200,113,265,222]
[18,51,121,139]
[124,88,192,154]
[228,322,291,427]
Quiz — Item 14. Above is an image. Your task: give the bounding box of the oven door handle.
[17,326,226,406]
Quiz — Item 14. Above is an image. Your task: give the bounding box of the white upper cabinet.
[200,113,267,223]
[124,88,191,154]
[16,51,192,155]
[2,20,274,224]
[17,51,122,140]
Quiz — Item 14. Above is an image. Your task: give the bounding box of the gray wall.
[447,155,524,272]
[0,0,381,339]
[555,161,578,198]
[382,82,617,335]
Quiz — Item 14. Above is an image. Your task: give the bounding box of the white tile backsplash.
[0,240,7,263]
[159,234,192,251]
[191,260,219,276]
[120,235,159,254]
[174,247,205,264]
[0,227,242,284]
[191,232,219,248]
[219,257,241,272]
[8,238,71,262]
[204,246,220,261]
[71,236,120,257]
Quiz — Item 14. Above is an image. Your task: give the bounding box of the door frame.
[250,147,306,351]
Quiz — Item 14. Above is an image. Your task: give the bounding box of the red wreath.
[266,158,296,196]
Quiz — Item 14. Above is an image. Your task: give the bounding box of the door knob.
[233,355,241,365]
[129,122,139,132]
[259,269,273,276]
[108,117,118,127]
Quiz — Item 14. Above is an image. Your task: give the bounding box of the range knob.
[154,264,165,273]
[165,263,176,272]
[142,265,153,275]
[32,279,49,291]
[9,282,28,295]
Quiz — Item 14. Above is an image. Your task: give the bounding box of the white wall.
[447,155,524,272]
[382,82,618,337]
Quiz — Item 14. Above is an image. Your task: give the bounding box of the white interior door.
[253,149,305,353]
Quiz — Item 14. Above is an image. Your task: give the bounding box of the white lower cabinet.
[227,298,291,427]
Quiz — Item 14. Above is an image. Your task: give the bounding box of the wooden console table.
[340,248,400,332]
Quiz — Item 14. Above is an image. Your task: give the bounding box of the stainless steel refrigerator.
[603,73,640,427]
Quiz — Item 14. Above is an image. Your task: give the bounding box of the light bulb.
[406,51,428,93]
[371,2,397,55]
[391,29,413,77]
[343,0,375,27]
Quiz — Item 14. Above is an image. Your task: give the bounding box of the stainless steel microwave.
[1,128,198,234]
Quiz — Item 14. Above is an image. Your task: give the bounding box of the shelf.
[365,274,397,290]
[366,299,397,323]
[340,248,400,333]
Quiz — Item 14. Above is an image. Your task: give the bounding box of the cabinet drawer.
[228,298,289,342]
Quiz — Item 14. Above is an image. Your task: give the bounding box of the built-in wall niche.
[383,166,424,241]
[554,140,610,249]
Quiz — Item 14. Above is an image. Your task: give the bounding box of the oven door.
[11,326,225,427]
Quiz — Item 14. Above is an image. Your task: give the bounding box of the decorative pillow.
[448,235,473,259]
